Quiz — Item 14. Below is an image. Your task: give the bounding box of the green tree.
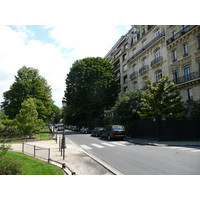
[138,75,186,119]
[1,66,53,121]
[112,90,145,131]
[186,99,200,118]
[65,57,119,125]
[15,98,44,138]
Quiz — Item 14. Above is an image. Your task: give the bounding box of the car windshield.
[112,126,125,131]
[98,127,104,130]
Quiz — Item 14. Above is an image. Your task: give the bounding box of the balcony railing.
[151,56,163,67]
[130,71,139,79]
[139,65,149,73]
[127,31,165,64]
[166,25,197,46]
[174,70,200,84]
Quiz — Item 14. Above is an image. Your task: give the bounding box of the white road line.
[179,148,190,151]
[190,150,200,153]
[91,143,104,148]
[110,142,125,146]
[80,145,92,150]
[101,142,115,147]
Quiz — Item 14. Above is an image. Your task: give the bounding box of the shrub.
[0,157,22,175]
[0,142,22,175]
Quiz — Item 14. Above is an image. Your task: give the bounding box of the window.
[182,25,187,32]
[143,76,148,90]
[124,86,128,93]
[198,60,200,70]
[155,70,162,82]
[183,43,188,57]
[142,57,147,67]
[123,54,127,61]
[124,43,128,50]
[155,48,160,59]
[172,49,177,62]
[155,29,161,37]
[123,64,127,72]
[133,81,138,90]
[184,65,190,81]
[187,88,193,101]
[197,36,200,50]
[172,31,176,39]
[123,75,128,84]
[173,69,179,84]
[132,64,136,72]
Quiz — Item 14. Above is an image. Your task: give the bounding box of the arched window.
[143,76,148,90]
[154,48,160,59]
[155,70,162,82]
[133,81,138,90]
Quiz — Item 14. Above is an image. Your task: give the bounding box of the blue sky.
[0,25,131,108]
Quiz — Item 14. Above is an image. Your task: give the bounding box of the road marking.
[80,145,92,150]
[179,148,190,151]
[110,142,125,146]
[91,143,104,148]
[101,142,115,147]
[190,150,200,153]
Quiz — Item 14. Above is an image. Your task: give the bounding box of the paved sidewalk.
[10,136,113,175]
[125,137,200,146]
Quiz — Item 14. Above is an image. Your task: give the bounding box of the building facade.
[104,25,200,116]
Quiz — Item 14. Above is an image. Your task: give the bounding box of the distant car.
[80,126,91,134]
[55,124,64,131]
[73,125,80,131]
[100,125,126,141]
[68,125,74,130]
[91,127,105,137]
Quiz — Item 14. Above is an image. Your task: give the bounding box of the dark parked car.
[91,127,105,137]
[80,126,91,134]
[100,125,126,141]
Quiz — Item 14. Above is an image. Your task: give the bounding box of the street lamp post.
[61,97,67,160]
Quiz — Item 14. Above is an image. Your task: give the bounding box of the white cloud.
[0,25,131,108]
[0,25,69,108]
[46,25,131,60]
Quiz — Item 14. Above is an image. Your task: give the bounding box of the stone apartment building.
[104,25,200,117]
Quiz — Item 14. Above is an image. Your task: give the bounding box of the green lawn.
[1,126,53,143]
[6,152,64,175]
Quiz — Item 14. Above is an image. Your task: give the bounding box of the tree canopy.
[112,90,145,130]
[65,57,119,125]
[138,75,186,119]
[1,66,53,121]
[15,98,44,138]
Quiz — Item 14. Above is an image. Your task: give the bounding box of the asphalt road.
[64,130,200,175]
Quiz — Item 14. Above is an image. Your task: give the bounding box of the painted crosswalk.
[91,143,104,148]
[80,141,129,150]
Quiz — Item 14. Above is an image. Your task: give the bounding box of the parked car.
[68,125,74,130]
[100,125,126,141]
[73,125,80,131]
[80,126,91,134]
[91,127,105,137]
[55,124,64,131]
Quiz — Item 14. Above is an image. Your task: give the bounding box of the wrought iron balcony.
[130,71,139,79]
[151,56,163,67]
[174,70,200,84]
[127,31,165,64]
[139,65,149,73]
[166,25,197,46]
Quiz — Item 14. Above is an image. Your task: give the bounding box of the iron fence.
[22,143,50,161]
